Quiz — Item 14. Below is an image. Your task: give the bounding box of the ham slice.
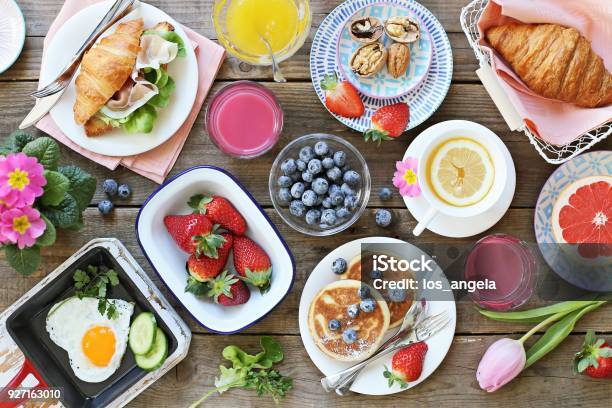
[100,74,158,119]
[136,34,179,70]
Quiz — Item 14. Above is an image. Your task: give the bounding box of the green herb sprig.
[190,337,292,407]
[73,265,120,319]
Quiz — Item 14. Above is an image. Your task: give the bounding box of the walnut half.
[387,43,410,78]
[350,42,388,77]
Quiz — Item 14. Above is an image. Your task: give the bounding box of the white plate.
[298,237,456,395]
[403,121,516,238]
[136,166,296,334]
[0,0,26,74]
[40,1,198,157]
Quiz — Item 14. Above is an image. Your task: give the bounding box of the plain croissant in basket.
[486,23,612,108]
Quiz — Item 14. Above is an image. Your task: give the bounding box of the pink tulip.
[476,338,526,392]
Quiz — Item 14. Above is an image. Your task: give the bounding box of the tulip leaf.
[479,301,600,323]
[524,301,606,369]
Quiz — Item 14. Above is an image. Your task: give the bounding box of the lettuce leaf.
[123,105,158,133]
[143,29,187,58]
[149,76,176,108]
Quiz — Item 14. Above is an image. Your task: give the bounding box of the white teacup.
[413,120,508,236]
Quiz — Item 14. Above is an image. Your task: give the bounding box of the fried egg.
[46,297,134,383]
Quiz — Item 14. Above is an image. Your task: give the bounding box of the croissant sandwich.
[486,23,612,108]
[73,18,187,136]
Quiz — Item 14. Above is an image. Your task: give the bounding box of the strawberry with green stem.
[186,233,234,284]
[233,236,272,294]
[574,330,612,378]
[383,342,428,388]
[207,271,251,306]
[364,103,410,145]
[164,213,225,258]
[320,73,365,118]
[189,194,247,236]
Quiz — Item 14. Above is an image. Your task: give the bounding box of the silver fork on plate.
[31,0,136,99]
[321,309,450,394]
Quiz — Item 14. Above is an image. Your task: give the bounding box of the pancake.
[341,255,414,329]
[308,279,390,362]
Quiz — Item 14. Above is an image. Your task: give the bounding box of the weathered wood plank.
[0,208,610,335]
[0,81,590,209]
[129,334,612,408]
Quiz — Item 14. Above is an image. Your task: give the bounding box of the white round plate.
[298,237,456,395]
[0,0,26,74]
[41,1,199,157]
[402,121,516,238]
[337,3,432,99]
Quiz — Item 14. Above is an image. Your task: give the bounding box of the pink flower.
[0,153,47,208]
[477,338,526,392]
[393,157,421,197]
[0,206,46,249]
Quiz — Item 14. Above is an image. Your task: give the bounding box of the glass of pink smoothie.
[206,81,283,158]
[464,234,536,311]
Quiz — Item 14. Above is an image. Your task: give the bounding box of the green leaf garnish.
[73,265,121,319]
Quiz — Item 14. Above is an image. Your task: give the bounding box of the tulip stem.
[518,311,567,344]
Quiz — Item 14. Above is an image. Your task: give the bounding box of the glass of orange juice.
[213,0,311,68]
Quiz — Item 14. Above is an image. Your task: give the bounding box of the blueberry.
[358,285,370,299]
[326,167,342,181]
[299,146,315,162]
[343,170,361,186]
[302,190,317,207]
[296,159,307,171]
[342,328,358,344]
[336,207,350,219]
[278,188,292,206]
[375,209,392,227]
[370,269,383,279]
[322,157,334,169]
[290,182,305,199]
[314,141,330,156]
[322,197,333,209]
[281,158,297,175]
[328,319,341,331]
[379,187,392,201]
[301,171,314,183]
[117,184,132,199]
[341,183,356,196]
[332,258,347,275]
[289,200,306,217]
[330,191,345,206]
[312,178,329,195]
[308,159,323,174]
[344,194,358,210]
[360,298,376,313]
[328,184,341,196]
[102,179,118,196]
[321,209,337,225]
[277,175,292,188]
[387,287,407,303]
[305,209,322,225]
[347,304,360,318]
[333,151,347,167]
[98,200,114,215]
[290,172,301,182]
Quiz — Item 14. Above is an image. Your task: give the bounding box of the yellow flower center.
[12,215,31,235]
[8,168,30,191]
[403,169,417,185]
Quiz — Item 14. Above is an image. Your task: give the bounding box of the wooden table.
[1,1,611,406]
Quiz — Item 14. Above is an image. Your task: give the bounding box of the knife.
[19,89,66,129]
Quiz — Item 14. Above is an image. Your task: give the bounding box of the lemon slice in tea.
[428,138,494,207]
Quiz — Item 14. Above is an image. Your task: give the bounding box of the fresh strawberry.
[189,194,247,236]
[233,236,272,294]
[207,271,251,306]
[186,233,234,282]
[320,73,365,118]
[164,214,226,258]
[574,330,612,378]
[383,342,428,388]
[364,103,410,145]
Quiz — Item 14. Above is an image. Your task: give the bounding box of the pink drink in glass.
[206,81,283,158]
[464,234,536,311]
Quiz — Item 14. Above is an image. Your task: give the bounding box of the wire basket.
[460,0,611,165]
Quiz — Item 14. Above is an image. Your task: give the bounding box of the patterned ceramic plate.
[534,151,612,291]
[311,0,452,132]
[337,3,432,99]
[0,0,26,74]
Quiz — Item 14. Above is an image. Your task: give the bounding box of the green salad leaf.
[124,104,158,134]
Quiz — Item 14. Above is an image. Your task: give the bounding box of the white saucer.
[298,237,456,395]
[0,0,26,74]
[402,123,516,238]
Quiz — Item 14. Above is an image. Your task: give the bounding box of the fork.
[320,309,451,394]
[31,0,136,99]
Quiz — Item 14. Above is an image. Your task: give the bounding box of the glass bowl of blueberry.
[269,133,371,236]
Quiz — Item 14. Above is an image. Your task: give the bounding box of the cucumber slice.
[129,312,157,355]
[135,327,168,371]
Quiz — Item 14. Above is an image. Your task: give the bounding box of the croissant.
[486,23,612,108]
[73,19,144,125]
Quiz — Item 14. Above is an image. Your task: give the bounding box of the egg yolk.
[82,325,116,367]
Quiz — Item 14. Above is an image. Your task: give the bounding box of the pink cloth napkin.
[36,0,225,183]
[477,0,612,146]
